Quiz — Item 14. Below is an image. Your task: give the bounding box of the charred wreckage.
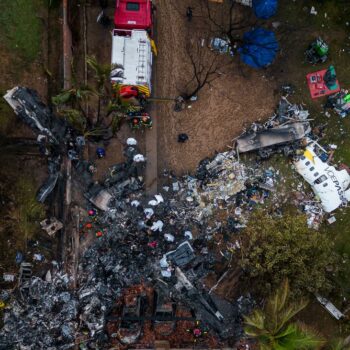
[1,87,347,349]
[1,87,256,349]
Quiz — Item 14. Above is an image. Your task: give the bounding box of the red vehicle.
[114,0,153,34]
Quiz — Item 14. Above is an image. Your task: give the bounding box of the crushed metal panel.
[294,142,350,212]
[316,294,344,320]
[3,86,67,144]
[40,217,63,236]
[19,262,32,299]
[236,122,311,153]
[85,184,113,211]
[165,242,195,267]
[19,263,32,284]
[36,172,60,203]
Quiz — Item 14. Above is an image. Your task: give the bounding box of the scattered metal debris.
[3,87,86,203]
[325,89,350,118]
[236,98,311,158]
[316,294,344,320]
[40,217,63,237]
[2,87,349,349]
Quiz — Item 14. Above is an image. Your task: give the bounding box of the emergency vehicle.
[111,0,154,97]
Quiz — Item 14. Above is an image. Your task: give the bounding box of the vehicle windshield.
[126,2,140,11]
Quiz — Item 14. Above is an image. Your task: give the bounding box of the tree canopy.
[52,56,137,139]
[244,280,323,350]
[239,211,344,297]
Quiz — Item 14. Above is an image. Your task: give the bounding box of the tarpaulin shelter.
[238,28,279,69]
[252,0,278,19]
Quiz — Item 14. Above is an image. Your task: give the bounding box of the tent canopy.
[252,0,278,19]
[238,27,279,69]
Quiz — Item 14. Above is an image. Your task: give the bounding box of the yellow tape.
[304,149,315,163]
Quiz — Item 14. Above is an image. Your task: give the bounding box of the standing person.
[186,7,193,21]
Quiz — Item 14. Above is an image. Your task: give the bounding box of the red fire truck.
[114,0,153,34]
[111,0,155,97]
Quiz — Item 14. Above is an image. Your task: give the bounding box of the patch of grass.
[0,176,45,241]
[0,0,45,62]
[0,174,46,271]
[0,96,16,134]
[278,0,350,31]
[48,0,60,8]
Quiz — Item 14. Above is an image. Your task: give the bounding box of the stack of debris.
[326,89,350,118]
[236,97,311,159]
[3,87,84,203]
[3,90,343,348]
[1,270,77,349]
[0,144,258,348]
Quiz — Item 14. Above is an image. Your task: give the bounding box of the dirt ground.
[155,0,277,175]
[75,0,278,182]
[75,2,148,181]
[0,1,62,273]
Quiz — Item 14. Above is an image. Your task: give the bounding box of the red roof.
[114,0,152,31]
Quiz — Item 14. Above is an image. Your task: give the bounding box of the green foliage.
[0,94,16,133]
[107,99,139,115]
[239,211,343,297]
[110,115,125,134]
[324,338,350,350]
[0,177,45,243]
[52,59,133,138]
[244,280,324,350]
[52,86,96,107]
[0,0,43,62]
[47,0,60,8]
[86,56,121,94]
[59,109,87,133]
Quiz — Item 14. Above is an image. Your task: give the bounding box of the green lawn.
[277,0,350,286]
[0,0,45,62]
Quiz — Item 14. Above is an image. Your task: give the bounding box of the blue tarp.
[253,0,278,19]
[238,28,279,69]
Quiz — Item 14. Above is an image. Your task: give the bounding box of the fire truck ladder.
[137,39,147,85]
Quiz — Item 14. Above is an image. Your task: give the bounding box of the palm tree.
[52,86,96,114]
[86,56,126,126]
[86,55,122,94]
[52,57,133,136]
[244,280,324,350]
[325,338,350,350]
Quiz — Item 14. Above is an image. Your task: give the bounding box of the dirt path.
[63,0,72,89]
[145,0,160,195]
[145,103,158,194]
[155,0,278,176]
